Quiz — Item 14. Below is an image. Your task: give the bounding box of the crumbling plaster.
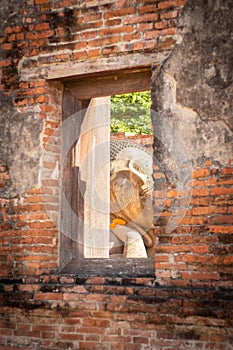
[151,0,233,172]
[0,94,44,197]
[0,0,44,197]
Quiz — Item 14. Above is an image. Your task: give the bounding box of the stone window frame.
[31,53,168,277]
[60,68,155,277]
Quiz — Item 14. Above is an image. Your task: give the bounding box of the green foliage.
[110,91,152,134]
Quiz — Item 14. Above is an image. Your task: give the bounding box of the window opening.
[109,92,154,259]
[60,69,155,275]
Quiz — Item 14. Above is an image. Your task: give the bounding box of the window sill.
[60,257,155,278]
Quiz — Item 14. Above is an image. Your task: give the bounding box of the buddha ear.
[129,157,147,185]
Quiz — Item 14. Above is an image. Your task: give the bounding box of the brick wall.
[154,163,233,286]
[0,275,232,350]
[0,0,233,349]
[110,132,153,153]
[0,0,186,277]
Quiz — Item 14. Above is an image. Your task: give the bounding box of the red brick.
[35,23,50,31]
[26,261,57,270]
[43,161,57,169]
[78,326,106,334]
[29,81,46,87]
[99,25,133,36]
[112,344,142,350]
[86,13,102,22]
[8,34,16,42]
[55,27,69,36]
[72,50,87,61]
[16,33,25,41]
[28,203,46,211]
[5,25,22,34]
[103,333,133,343]
[160,10,179,19]
[218,178,233,185]
[190,197,213,206]
[15,328,40,338]
[156,262,187,271]
[26,194,43,203]
[105,19,122,26]
[102,45,118,55]
[210,187,233,195]
[155,254,170,262]
[12,236,54,246]
[215,197,233,206]
[18,284,40,291]
[156,270,171,279]
[179,216,210,225]
[41,331,56,339]
[115,0,133,5]
[134,42,146,50]
[59,0,73,6]
[192,168,211,178]
[26,30,54,40]
[35,0,50,4]
[211,215,233,224]
[133,336,149,344]
[63,292,83,301]
[2,43,13,50]
[138,5,157,14]
[59,333,84,341]
[191,206,227,215]
[81,30,97,40]
[209,333,227,342]
[25,246,56,254]
[138,23,154,32]
[192,188,209,196]
[88,35,121,48]
[82,318,110,327]
[40,105,56,113]
[63,318,82,325]
[85,277,106,285]
[34,95,50,104]
[158,0,187,10]
[182,272,219,280]
[87,48,101,58]
[155,244,191,253]
[104,8,136,20]
[166,189,179,197]
[125,13,158,24]
[0,328,13,335]
[191,178,217,187]
[223,256,233,265]
[155,19,176,29]
[86,335,101,342]
[192,245,209,254]
[221,167,233,175]
[71,42,87,51]
[28,220,55,228]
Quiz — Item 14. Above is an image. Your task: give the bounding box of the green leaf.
[110,91,152,134]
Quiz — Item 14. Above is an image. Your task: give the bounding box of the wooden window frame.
[60,67,155,277]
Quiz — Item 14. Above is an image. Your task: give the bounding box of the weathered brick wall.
[0,0,233,349]
[0,275,232,350]
[0,0,186,277]
[151,0,233,290]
